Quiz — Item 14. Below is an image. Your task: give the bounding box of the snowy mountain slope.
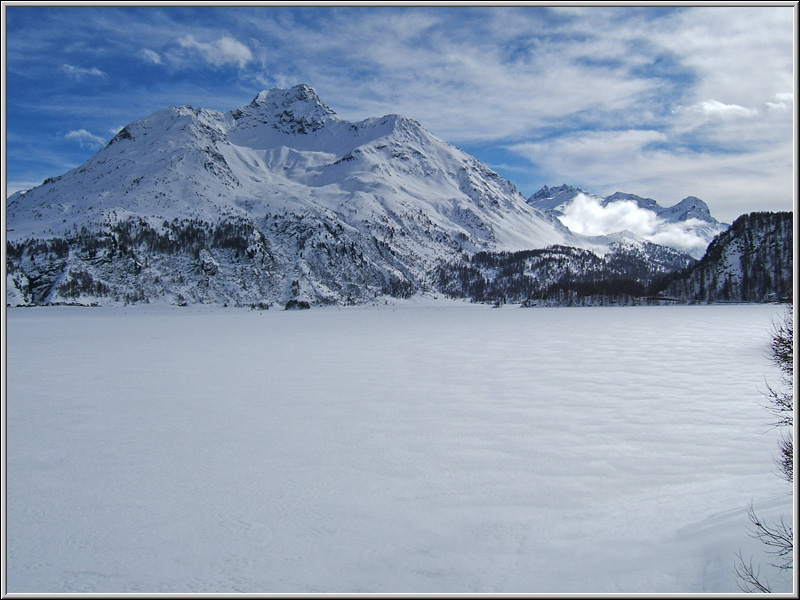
[7,85,570,252]
[6,85,701,307]
[525,184,590,214]
[527,185,728,259]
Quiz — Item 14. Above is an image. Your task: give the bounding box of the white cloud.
[767,92,793,110]
[65,129,106,149]
[178,34,253,69]
[511,130,667,179]
[252,9,659,143]
[678,99,759,119]
[559,194,713,256]
[140,48,162,64]
[560,194,659,238]
[251,72,301,92]
[649,220,713,256]
[61,64,106,78]
[6,181,42,198]
[647,7,793,109]
[698,100,758,118]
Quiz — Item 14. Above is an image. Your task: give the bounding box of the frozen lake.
[5,301,794,593]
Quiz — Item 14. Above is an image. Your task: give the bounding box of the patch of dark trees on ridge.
[6,217,266,264]
[434,247,676,306]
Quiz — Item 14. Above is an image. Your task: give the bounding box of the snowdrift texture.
[5,303,793,593]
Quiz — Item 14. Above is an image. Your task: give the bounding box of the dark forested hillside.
[652,212,793,303]
[434,241,695,306]
[434,212,793,307]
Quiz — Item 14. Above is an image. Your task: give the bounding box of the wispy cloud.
[65,129,106,149]
[177,34,253,69]
[510,129,669,187]
[140,48,162,64]
[686,99,759,118]
[6,180,43,197]
[61,64,106,79]
[766,92,793,110]
[647,7,794,109]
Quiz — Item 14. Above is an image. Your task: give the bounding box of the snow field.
[5,302,794,593]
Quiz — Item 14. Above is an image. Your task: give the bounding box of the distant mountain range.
[527,184,727,259]
[5,85,791,307]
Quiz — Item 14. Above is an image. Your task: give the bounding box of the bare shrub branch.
[746,504,794,572]
[735,302,794,592]
[735,549,773,593]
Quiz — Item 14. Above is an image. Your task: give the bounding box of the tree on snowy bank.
[766,305,793,484]
[735,303,793,592]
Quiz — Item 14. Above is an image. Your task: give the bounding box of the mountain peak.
[530,183,583,200]
[233,84,340,136]
[249,84,327,109]
[527,184,587,215]
[663,196,713,223]
[603,191,659,211]
[674,196,708,210]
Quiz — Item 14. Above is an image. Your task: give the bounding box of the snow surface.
[5,302,794,593]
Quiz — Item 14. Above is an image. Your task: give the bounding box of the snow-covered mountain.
[8,85,601,306]
[527,184,728,259]
[8,85,570,250]
[6,85,700,307]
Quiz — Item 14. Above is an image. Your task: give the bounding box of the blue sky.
[4,4,796,223]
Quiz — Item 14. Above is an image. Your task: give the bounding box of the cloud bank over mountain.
[558,194,716,257]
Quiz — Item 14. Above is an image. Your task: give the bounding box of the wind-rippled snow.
[5,302,794,593]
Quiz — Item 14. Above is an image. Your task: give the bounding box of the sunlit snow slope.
[7,85,570,250]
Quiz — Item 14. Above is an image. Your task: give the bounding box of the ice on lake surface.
[5,301,795,593]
